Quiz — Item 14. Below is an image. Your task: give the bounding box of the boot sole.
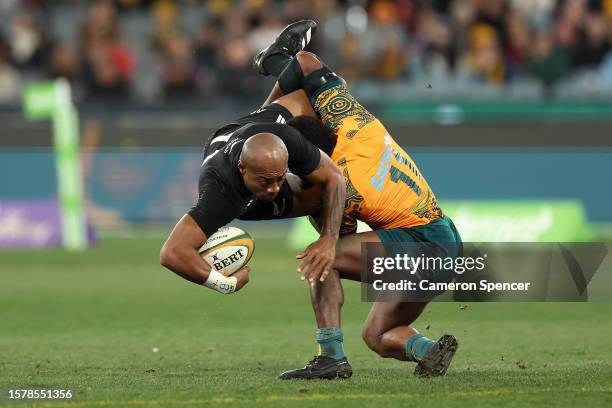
[414,334,458,378]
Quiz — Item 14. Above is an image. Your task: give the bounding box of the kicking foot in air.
[254,20,317,76]
[414,334,459,378]
[278,356,353,380]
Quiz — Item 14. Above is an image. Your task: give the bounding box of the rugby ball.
[198,226,254,276]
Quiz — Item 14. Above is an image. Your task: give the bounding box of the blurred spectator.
[527,30,570,90]
[194,17,222,93]
[49,44,81,82]
[449,0,476,57]
[412,6,454,78]
[374,39,406,80]
[158,33,196,97]
[0,0,611,105]
[474,0,508,48]
[246,14,283,55]
[150,0,196,97]
[79,0,120,47]
[360,0,408,80]
[504,11,530,76]
[509,0,555,28]
[0,36,22,104]
[554,13,579,50]
[216,36,262,97]
[79,1,135,100]
[150,0,181,52]
[9,12,52,71]
[572,13,611,67]
[336,33,363,82]
[459,23,506,84]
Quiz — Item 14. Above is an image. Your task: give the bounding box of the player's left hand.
[296,235,337,282]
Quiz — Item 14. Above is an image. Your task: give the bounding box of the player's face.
[241,166,288,202]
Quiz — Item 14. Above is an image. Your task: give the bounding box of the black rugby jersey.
[188,105,320,237]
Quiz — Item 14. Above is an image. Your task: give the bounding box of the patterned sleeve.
[338,161,364,236]
[312,83,377,141]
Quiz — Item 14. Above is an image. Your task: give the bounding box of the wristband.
[203,270,237,294]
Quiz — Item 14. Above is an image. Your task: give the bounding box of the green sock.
[405,333,435,362]
[316,327,345,360]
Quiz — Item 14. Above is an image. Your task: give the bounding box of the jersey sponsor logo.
[390,166,422,196]
[370,134,394,191]
[392,149,421,179]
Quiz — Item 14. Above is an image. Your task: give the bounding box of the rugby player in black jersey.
[160,21,346,295]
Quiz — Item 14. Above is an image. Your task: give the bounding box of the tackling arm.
[296,151,347,282]
[307,153,345,240]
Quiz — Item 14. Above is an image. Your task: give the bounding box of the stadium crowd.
[0,0,611,105]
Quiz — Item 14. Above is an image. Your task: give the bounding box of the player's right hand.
[233,266,251,292]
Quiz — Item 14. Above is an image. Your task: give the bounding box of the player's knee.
[362,324,393,358]
[295,51,322,76]
[361,325,381,354]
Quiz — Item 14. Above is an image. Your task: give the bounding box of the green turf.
[1,235,611,408]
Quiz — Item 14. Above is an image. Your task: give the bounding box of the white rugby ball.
[198,226,254,276]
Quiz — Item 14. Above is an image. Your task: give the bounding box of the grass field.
[1,234,612,408]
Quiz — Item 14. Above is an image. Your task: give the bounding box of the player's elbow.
[322,160,343,185]
[159,243,181,272]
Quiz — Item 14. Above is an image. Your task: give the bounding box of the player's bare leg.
[276,198,352,380]
[363,301,458,377]
[278,207,458,378]
[362,302,427,360]
[329,232,458,377]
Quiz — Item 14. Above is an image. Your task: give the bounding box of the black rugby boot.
[278,356,353,380]
[254,20,317,76]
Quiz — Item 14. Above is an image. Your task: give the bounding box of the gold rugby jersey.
[312,83,443,235]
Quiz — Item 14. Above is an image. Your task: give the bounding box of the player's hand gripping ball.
[198,226,254,276]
